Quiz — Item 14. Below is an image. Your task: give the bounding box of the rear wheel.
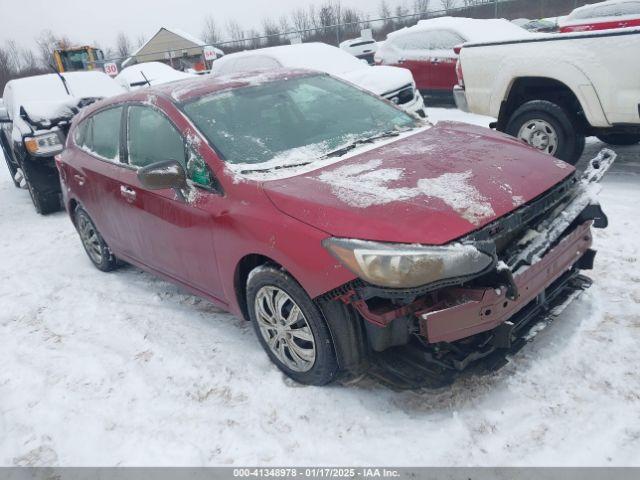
[246,266,338,385]
[75,207,119,272]
[596,133,640,146]
[505,100,585,165]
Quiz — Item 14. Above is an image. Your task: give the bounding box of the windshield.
[182,74,417,166]
[60,50,91,71]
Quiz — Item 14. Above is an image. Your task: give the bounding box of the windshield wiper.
[240,160,313,175]
[322,129,405,159]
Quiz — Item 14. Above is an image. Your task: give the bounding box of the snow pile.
[116,62,193,90]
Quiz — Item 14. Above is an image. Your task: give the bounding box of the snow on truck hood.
[261,123,574,245]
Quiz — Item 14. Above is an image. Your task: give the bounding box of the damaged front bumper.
[330,149,615,366]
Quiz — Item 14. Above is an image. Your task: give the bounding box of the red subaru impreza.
[56,69,611,386]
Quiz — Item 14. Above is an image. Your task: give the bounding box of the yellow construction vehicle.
[53,46,105,73]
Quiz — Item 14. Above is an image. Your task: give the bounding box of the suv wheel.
[246,266,338,385]
[596,133,640,146]
[75,207,119,272]
[505,100,585,165]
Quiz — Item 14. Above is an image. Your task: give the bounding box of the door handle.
[398,58,406,64]
[120,185,136,202]
[432,58,440,64]
[74,174,85,186]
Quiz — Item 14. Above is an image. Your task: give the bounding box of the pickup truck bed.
[455,27,640,163]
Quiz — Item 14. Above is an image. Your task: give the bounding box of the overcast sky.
[0,0,406,52]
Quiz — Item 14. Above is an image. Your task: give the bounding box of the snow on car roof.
[212,43,368,76]
[563,0,640,22]
[116,62,193,90]
[389,16,532,43]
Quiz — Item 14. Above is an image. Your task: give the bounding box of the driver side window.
[128,106,185,168]
[127,105,214,188]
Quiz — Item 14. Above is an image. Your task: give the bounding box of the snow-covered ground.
[1,108,639,466]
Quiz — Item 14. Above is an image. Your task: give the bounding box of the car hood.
[338,65,414,95]
[262,123,575,245]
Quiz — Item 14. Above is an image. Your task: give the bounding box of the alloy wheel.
[78,215,104,265]
[254,286,316,372]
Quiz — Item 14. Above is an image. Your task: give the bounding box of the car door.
[67,105,137,255]
[426,30,466,93]
[390,33,431,91]
[120,104,224,299]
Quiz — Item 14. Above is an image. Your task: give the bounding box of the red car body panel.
[560,17,640,32]
[57,72,575,324]
[388,57,457,93]
[265,123,573,244]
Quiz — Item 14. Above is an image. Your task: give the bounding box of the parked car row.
[208,42,426,117]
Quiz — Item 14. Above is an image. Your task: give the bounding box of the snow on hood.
[116,62,193,90]
[3,71,125,139]
[340,65,414,94]
[261,122,575,245]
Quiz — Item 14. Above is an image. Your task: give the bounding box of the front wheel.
[596,133,640,146]
[246,266,338,385]
[505,100,585,165]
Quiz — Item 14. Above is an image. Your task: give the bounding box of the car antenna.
[49,63,72,96]
[140,71,151,87]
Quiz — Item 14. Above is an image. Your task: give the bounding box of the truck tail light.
[456,58,464,87]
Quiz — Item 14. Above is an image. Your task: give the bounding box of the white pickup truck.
[454,27,640,164]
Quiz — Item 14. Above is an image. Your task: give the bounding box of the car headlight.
[25,131,64,157]
[323,238,494,289]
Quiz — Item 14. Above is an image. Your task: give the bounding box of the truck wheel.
[246,265,339,385]
[596,133,640,146]
[505,100,585,165]
[74,207,119,272]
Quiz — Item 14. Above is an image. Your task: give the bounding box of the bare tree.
[262,17,281,46]
[379,0,394,32]
[414,0,430,19]
[116,32,131,58]
[291,7,312,39]
[439,0,457,13]
[202,15,220,45]
[226,19,246,49]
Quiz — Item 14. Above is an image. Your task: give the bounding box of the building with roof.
[122,27,223,71]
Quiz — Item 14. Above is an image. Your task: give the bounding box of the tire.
[1,138,21,188]
[20,158,62,215]
[505,100,585,165]
[246,265,339,385]
[596,133,640,146]
[74,207,119,272]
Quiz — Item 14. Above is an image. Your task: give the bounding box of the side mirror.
[137,160,187,191]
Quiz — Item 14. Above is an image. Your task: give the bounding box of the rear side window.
[127,106,185,168]
[77,107,123,161]
[394,32,431,50]
[232,56,281,72]
[429,30,466,49]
